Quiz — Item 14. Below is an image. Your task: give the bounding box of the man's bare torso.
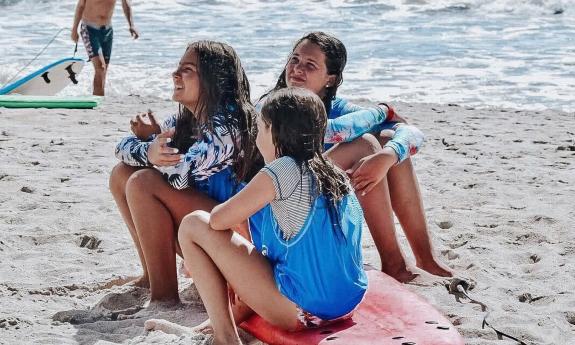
[82,0,117,26]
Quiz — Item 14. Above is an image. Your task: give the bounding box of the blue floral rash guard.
[326,97,425,163]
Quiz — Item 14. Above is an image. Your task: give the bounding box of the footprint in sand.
[0,316,31,330]
[53,287,149,324]
[441,249,460,260]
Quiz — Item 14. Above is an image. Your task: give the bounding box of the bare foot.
[127,275,150,289]
[190,319,214,335]
[380,262,419,283]
[145,318,191,336]
[416,260,453,277]
[387,268,419,283]
[145,319,215,343]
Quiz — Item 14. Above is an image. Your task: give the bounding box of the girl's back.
[253,88,368,320]
[257,156,367,320]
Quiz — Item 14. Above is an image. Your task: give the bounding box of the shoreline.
[0,96,573,344]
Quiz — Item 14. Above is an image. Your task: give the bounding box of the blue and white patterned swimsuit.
[115,110,240,198]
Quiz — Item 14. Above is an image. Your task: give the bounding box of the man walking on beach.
[71,0,139,96]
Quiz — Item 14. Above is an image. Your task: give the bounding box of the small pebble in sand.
[436,221,453,229]
[20,186,34,193]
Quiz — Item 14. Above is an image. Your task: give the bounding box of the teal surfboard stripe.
[0,57,84,95]
[0,95,100,109]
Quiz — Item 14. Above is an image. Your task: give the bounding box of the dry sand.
[0,96,573,345]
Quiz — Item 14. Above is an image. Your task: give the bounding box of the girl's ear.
[326,75,337,88]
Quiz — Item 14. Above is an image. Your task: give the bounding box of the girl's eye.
[307,63,317,70]
[289,57,299,64]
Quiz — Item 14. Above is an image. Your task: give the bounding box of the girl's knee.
[355,133,383,156]
[109,162,134,195]
[378,129,395,146]
[125,169,161,196]
[179,211,210,243]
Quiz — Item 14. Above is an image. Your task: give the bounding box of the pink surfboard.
[240,270,464,345]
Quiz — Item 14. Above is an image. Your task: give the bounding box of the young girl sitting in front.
[147,87,367,344]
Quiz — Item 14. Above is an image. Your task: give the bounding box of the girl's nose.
[292,63,305,76]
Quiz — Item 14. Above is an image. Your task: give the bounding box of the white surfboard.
[0,58,85,96]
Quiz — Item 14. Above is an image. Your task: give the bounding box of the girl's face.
[172,48,201,112]
[286,40,336,98]
[256,115,276,163]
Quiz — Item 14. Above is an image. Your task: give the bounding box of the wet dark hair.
[262,31,347,113]
[172,40,258,181]
[261,87,350,203]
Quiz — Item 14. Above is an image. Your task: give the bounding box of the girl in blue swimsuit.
[159,88,367,344]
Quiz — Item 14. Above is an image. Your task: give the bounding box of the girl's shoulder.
[329,96,350,117]
[261,156,307,200]
[262,156,301,176]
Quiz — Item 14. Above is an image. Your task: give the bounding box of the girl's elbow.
[209,212,226,230]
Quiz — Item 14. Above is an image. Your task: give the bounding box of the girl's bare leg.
[109,162,149,287]
[165,211,299,344]
[376,132,452,277]
[125,169,219,302]
[386,158,452,277]
[325,135,416,282]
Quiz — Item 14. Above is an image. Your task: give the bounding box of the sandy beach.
[0,96,573,345]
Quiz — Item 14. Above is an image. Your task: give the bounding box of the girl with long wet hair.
[146,88,367,345]
[110,40,258,303]
[263,31,452,282]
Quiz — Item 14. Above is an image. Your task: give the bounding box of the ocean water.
[0,0,573,112]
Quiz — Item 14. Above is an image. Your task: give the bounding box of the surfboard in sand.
[240,269,464,345]
[0,95,100,109]
[0,57,84,96]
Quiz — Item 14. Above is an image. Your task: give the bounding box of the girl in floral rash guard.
[109,40,258,303]
[260,32,452,282]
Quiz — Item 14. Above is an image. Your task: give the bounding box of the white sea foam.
[0,0,573,111]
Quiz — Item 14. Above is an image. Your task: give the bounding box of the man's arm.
[71,0,86,43]
[121,0,139,39]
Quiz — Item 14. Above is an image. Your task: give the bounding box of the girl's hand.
[380,103,408,124]
[147,129,183,166]
[347,148,398,196]
[130,110,161,140]
[230,220,251,241]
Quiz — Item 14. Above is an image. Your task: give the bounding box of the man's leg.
[91,55,106,96]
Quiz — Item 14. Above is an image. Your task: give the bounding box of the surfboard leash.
[1,27,66,88]
[446,278,528,345]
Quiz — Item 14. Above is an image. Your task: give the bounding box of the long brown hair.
[172,40,257,181]
[262,32,347,113]
[260,87,350,203]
